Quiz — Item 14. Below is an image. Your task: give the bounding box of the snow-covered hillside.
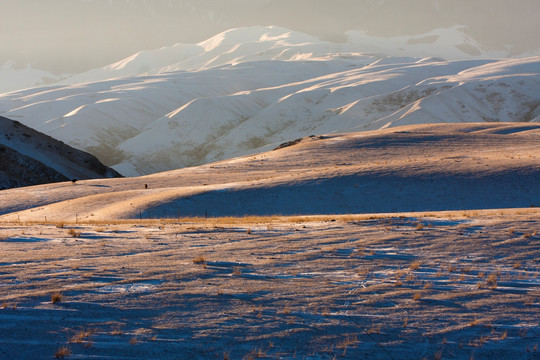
[1,27,539,176]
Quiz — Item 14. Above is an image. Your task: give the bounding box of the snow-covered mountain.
[0,62,59,94]
[1,27,539,176]
[0,115,121,189]
[61,25,507,86]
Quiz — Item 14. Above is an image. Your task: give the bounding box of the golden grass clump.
[192,255,206,264]
[70,329,96,344]
[67,228,81,238]
[51,292,63,304]
[486,273,498,288]
[54,346,71,359]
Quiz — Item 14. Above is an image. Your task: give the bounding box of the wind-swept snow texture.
[0,27,539,176]
[0,116,122,189]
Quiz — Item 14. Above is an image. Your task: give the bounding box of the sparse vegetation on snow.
[0,212,538,359]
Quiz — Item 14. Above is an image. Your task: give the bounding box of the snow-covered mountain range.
[3,0,539,82]
[1,26,539,176]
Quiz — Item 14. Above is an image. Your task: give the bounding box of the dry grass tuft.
[51,292,63,304]
[55,346,71,359]
[282,306,291,315]
[409,261,422,271]
[366,325,381,334]
[192,255,206,265]
[111,328,123,336]
[486,273,498,288]
[70,329,96,344]
[67,228,81,238]
[244,347,266,360]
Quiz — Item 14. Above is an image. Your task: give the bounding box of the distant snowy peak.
[62,25,532,87]
[196,26,307,51]
[0,62,58,94]
[347,25,503,60]
[62,26,362,85]
[4,25,539,94]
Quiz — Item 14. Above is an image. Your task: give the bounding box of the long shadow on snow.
[142,170,540,217]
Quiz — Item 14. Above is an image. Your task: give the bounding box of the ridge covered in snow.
[1,27,539,176]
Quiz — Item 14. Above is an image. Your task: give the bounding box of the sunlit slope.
[0,123,538,221]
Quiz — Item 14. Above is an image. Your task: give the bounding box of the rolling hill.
[0,122,538,220]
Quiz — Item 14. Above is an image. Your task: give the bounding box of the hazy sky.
[1,0,539,74]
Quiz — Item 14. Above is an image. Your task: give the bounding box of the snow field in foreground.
[0,214,538,359]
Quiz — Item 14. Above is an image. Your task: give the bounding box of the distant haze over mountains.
[2,25,538,176]
[2,0,539,75]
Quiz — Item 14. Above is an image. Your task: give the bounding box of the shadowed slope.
[0,116,122,189]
